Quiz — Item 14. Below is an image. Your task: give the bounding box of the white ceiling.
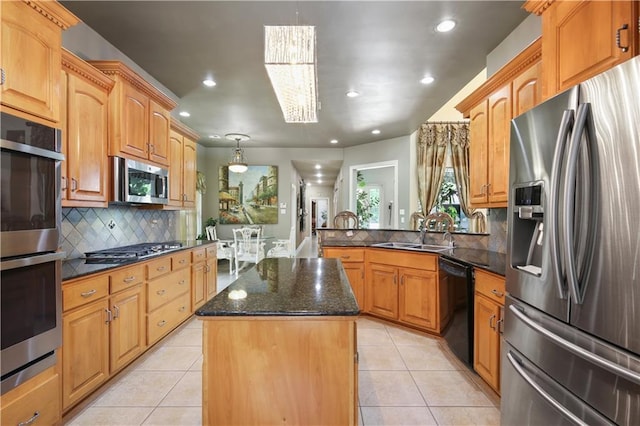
[61,1,529,185]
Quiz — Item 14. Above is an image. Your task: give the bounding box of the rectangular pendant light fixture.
[264,25,318,123]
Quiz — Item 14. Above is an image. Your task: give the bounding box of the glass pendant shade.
[226,133,250,173]
[264,25,318,123]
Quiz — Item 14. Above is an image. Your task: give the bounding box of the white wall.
[487,14,541,77]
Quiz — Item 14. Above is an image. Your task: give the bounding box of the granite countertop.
[62,240,216,281]
[196,258,360,317]
[322,242,506,276]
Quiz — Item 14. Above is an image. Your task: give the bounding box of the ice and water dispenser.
[511,183,544,276]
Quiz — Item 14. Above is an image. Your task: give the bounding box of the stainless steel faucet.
[442,231,454,248]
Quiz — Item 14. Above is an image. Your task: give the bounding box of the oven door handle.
[0,138,65,162]
[1,251,66,271]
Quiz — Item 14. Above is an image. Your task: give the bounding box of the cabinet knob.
[616,24,629,52]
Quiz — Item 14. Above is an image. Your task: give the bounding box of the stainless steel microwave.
[113,156,169,205]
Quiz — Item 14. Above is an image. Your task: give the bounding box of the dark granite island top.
[195,257,360,317]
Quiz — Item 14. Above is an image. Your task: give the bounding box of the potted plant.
[197,217,218,240]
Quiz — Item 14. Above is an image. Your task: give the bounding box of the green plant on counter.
[196,217,218,240]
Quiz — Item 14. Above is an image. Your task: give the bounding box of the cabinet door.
[61,70,69,201]
[0,1,61,122]
[110,285,146,372]
[206,258,217,300]
[118,83,149,159]
[183,137,197,208]
[469,100,489,205]
[168,130,184,206]
[149,99,170,166]
[487,84,511,205]
[343,263,365,310]
[66,72,109,204]
[63,299,110,410]
[191,262,206,311]
[512,61,542,117]
[366,263,398,320]
[473,293,501,393]
[543,0,638,97]
[399,268,438,331]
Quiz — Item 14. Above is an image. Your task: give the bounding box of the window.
[428,150,468,231]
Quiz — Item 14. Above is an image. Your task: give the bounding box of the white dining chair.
[232,227,265,273]
[267,226,296,258]
[207,226,235,274]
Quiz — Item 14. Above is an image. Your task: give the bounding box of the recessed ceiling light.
[203,79,216,87]
[420,76,435,85]
[371,129,381,135]
[317,180,323,184]
[436,19,456,33]
[306,182,311,186]
[346,90,360,98]
[209,135,221,139]
[315,164,321,169]
[330,139,338,144]
[316,173,322,177]
[179,111,190,117]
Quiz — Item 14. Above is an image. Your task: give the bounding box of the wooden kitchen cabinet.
[0,1,78,122]
[457,39,542,208]
[109,284,146,372]
[322,247,365,309]
[473,269,505,394]
[0,365,61,426]
[89,61,177,167]
[168,120,199,208]
[191,245,218,311]
[525,0,639,99]
[60,49,114,207]
[365,249,445,333]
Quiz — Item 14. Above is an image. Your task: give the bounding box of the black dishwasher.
[439,255,474,368]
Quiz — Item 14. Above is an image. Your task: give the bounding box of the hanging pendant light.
[226,133,250,173]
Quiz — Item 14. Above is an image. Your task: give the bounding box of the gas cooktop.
[84,241,183,264]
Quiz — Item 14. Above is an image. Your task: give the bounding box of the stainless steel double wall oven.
[0,112,65,394]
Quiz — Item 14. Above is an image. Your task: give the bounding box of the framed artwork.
[218,165,278,224]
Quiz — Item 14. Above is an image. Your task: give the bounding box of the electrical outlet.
[107,219,116,229]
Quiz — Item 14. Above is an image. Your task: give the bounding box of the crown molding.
[62,49,115,92]
[24,0,80,30]
[171,118,201,141]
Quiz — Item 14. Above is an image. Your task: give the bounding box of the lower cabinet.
[191,245,217,311]
[365,249,445,334]
[322,247,365,309]
[0,365,61,426]
[473,269,505,394]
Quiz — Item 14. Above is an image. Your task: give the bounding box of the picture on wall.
[218,165,278,224]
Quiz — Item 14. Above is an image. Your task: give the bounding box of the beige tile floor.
[64,237,500,425]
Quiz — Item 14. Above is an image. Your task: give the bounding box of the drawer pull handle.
[18,411,40,426]
[157,289,166,296]
[179,280,186,285]
[157,320,167,327]
[491,289,504,297]
[113,305,120,319]
[179,306,186,312]
[489,314,496,330]
[341,255,351,259]
[179,259,186,264]
[157,266,167,272]
[106,308,113,323]
[616,23,629,52]
[123,276,136,283]
[81,289,97,298]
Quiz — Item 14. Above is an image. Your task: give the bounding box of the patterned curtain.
[417,123,448,215]
[450,123,486,233]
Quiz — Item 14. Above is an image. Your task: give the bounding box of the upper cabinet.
[88,61,177,167]
[168,119,199,209]
[0,0,78,122]
[61,49,115,207]
[457,39,542,208]
[525,0,639,98]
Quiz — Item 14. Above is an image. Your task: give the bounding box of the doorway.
[349,161,398,228]
[310,197,329,236]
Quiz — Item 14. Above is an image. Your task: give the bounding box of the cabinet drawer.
[63,274,109,311]
[206,245,217,258]
[110,264,145,293]
[147,292,191,345]
[146,257,172,280]
[366,248,437,271]
[172,251,191,270]
[324,248,364,262]
[474,269,505,304]
[0,366,60,426]
[192,248,206,263]
[147,268,190,312]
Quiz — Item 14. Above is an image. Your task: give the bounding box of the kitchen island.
[196,257,360,425]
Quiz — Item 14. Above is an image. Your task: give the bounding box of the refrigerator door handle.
[548,109,574,299]
[509,304,640,386]
[562,103,593,305]
[506,351,589,426]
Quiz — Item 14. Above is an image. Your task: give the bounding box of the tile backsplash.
[61,206,179,259]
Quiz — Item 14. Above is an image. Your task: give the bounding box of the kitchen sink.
[371,242,452,253]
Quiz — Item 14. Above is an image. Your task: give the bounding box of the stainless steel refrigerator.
[503,56,640,425]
